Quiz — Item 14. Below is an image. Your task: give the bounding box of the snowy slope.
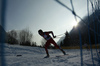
[3,43,100,66]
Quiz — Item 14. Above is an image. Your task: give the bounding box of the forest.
[60,10,100,47]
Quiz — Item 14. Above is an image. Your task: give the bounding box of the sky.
[5,0,92,45]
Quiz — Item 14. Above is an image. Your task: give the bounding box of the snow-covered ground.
[2,43,100,66]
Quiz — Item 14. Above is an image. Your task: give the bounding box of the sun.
[71,19,80,27]
[72,22,78,27]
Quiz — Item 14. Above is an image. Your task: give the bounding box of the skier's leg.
[44,41,50,57]
[51,39,66,55]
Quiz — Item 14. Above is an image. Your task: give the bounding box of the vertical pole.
[0,0,7,66]
[90,0,100,60]
[78,29,83,66]
[70,0,83,65]
[87,0,94,66]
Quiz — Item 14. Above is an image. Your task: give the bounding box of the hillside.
[70,10,100,45]
[60,10,100,46]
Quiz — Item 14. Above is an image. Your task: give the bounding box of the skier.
[38,29,66,58]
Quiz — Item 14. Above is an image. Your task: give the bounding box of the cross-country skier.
[38,29,66,58]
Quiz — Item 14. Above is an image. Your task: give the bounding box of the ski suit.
[42,32,61,55]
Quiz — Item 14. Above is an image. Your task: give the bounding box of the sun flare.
[72,22,78,27]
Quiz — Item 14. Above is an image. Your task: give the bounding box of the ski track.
[2,44,100,66]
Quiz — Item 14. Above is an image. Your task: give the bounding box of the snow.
[2,43,100,66]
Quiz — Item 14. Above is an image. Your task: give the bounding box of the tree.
[60,30,71,46]
[31,42,37,47]
[6,30,18,44]
[19,28,33,46]
[10,30,17,39]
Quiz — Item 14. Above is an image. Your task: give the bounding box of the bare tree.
[10,30,17,39]
[7,30,18,44]
[19,28,33,46]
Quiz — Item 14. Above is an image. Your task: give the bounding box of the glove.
[53,36,56,38]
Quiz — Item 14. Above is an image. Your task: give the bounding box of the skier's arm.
[47,31,56,38]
